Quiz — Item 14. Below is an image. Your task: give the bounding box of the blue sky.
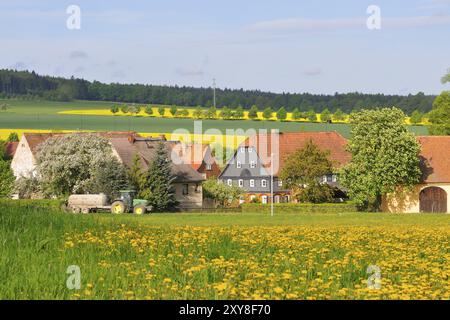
[1,0,449,94]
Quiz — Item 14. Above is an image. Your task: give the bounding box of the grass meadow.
[1,202,448,300]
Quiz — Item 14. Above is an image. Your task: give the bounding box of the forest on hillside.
[0,69,434,114]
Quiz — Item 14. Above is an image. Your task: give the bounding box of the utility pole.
[212,78,216,108]
[270,152,274,217]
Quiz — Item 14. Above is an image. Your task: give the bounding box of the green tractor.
[110,190,152,215]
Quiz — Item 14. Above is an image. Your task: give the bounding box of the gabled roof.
[23,132,139,154]
[418,136,450,183]
[240,131,351,175]
[171,143,215,171]
[110,137,205,183]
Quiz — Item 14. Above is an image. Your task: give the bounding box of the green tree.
[280,140,334,203]
[321,108,332,123]
[203,178,243,207]
[121,105,129,114]
[158,106,166,116]
[170,105,178,116]
[220,107,232,119]
[307,109,317,122]
[129,105,141,116]
[340,108,422,210]
[276,107,287,121]
[127,154,144,193]
[291,108,302,120]
[427,91,450,135]
[139,142,178,211]
[410,110,423,125]
[333,108,346,122]
[193,106,203,119]
[205,106,217,119]
[0,159,14,198]
[262,107,273,120]
[233,106,244,119]
[145,105,154,116]
[441,68,450,84]
[110,105,119,114]
[248,105,259,120]
[6,132,19,142]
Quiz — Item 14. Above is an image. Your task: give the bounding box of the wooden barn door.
[419,187,447,213]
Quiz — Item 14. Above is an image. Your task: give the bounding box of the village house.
[382,136,450,213]
[10,132,214,210]
[218,131,351,204]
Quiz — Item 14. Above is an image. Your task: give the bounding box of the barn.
[382,136,450,213]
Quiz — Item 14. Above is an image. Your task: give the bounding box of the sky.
[0,0,449,95]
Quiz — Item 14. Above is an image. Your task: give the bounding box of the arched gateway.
[419,187,447,213]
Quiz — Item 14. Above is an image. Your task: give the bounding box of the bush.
[241,202,358,214]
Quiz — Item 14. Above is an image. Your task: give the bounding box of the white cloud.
[247,14,450,33]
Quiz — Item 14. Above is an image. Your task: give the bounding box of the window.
[322,175,327,183]
[182,184,189,195]
[327,175,332,183]
[236,161,242,168]
[248,147,253,153]
[332,175,337,182]
[250,179,255,188]
[278,180,283,187]
[261,196,268,204]
[250,161,256,168]
[261,179,267,188]
[240,147,245,153]
[206,163,212,171]
[227,179,232,186]
[238,179,244,187]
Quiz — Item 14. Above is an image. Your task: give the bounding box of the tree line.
[0,69,435,115]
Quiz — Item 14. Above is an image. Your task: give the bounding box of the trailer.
[68,190,152,214]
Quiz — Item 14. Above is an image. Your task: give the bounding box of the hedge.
[0,199,65,211]
[241,202,358,214]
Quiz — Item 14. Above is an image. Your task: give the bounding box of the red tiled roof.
[418,136,450,183]
[5,142,18,158]
[241,131,351,175]
[23,132,140,154]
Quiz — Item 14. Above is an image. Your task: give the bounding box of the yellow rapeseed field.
[64,224,449,300]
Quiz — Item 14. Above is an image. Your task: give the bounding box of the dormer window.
[206,163,212,171]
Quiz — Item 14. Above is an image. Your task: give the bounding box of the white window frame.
[261,195,268,204]
[206,163,212,171]
[240,147,245,153]
[250,179,255,188]
[261,179,267,188]
[250,160,256,168]
[238,179,244,187]
[332,174,337,182]
[278,180,282,187]
[248,147,253,153]
[227,179,232,186]
[236,161,242,168]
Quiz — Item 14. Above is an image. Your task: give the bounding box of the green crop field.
[1,201,448,300]
[0,99,429,139]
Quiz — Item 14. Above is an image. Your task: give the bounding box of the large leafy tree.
[139,142,178,211]
[340,108,421,210]
[0,159,14,198]
[280,140,334,203]
[441,68,450,84]
[248,105,259,120]
[36,134,127,199]
[203,178,243,207]
[427,91,450,135]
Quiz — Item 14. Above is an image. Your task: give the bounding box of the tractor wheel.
[133,205,147,215]
[111,201,126,214]
[71,207,80,214]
